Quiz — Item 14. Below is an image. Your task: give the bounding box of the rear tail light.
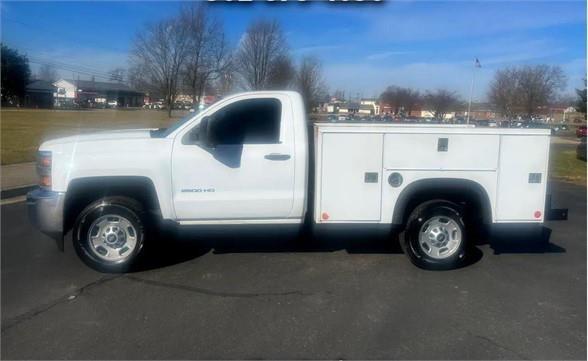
[36,151,52,189]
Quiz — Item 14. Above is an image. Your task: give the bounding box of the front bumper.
[27,188,65,246]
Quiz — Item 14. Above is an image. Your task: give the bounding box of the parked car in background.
[107,100,118,108]
[576,125,587,138]
[144,102,165,110]
[577,137,587,161]
[550,123,569,135]
[524,122,555,135]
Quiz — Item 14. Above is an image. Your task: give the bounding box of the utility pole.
[466,57,481,124]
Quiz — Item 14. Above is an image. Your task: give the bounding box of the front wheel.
[400,200,467,270]
[73,196,146,273]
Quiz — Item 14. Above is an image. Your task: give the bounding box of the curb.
[1,185,37,200]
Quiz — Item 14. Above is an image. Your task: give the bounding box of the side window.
[208,98,281,145]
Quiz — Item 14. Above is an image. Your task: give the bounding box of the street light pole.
[466,58,479,125]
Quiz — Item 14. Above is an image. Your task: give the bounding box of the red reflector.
[40,157,51,167]
[321,212,329,221]
[40,176,51,187]
[534,211,542,219]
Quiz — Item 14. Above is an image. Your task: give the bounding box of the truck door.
[171,95,295,221]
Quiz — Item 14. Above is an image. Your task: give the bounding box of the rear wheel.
[400,200,467,270]
[73,196,146,273]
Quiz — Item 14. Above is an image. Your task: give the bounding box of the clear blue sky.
[1,0,586,101]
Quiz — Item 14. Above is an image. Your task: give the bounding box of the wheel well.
[392,178,492,226]
[64,176,161,234]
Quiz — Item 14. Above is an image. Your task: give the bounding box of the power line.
[9,44,129,79]
[29,56,114,75]
[28,59,115,81]
[3,17,129,54]
[28,56,114,79]
[4,16,131,81]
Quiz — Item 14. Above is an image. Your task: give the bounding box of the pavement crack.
[1,275,121,333]
[124,275,312,298]
[472,334,530,360]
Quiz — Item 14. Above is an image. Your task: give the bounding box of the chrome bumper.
[27,188,65,243]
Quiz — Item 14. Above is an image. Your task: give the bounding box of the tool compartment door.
[496,135,549,222]
[319,132,383,222]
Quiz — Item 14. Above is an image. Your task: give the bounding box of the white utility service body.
[314,123,550,224]
[27,90,565,271]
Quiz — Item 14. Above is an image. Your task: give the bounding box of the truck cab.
[28,91,309,272]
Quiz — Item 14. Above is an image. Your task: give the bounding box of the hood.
[41,129,157,147]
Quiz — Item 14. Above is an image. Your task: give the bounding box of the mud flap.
[545,194,568,221]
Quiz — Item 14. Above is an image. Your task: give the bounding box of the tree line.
[379,64,585,121]
[129,3,326,117]
[488,65,569,119]
[379,86,463,120]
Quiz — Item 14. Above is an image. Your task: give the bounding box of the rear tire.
[400,200,467,270]
[73,196,146,273]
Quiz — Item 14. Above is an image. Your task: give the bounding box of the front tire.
[73,196,146,273]
[400,200,467,270]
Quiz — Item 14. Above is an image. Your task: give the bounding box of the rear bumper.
[27,188,65,241]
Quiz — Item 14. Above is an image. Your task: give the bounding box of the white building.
[420,110,456,120]
[54,79,78,106]
[52,79,144,108]
[359,99,381,115]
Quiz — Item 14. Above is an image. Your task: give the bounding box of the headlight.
[36,151,52,189]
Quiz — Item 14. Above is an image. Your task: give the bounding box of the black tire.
[400,200,467,270]
[73,196,146,273]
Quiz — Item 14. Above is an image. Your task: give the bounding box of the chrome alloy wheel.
[87,214,138,262]
[418,216,463,260]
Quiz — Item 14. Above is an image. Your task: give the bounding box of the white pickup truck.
[27,91,567,272]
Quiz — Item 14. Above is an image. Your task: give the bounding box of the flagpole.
[466,58,477,125]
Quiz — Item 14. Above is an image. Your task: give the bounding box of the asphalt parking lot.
[1,180,586,360]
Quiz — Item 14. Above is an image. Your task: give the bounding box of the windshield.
[162,111,197,137]
[153,103,215,138]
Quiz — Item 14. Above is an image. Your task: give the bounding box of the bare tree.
[180,4,231,104]
[37,64,58,82]
[295,56,326,113]
[235,19,288,90]
[380,86,421,116]
[488,68,520,119]
[576,78,586,116]
[424,89,461,120]
[129,16,191,117]
[488,65,567,119]
[333,89,345,101]
[216,66,235,97]
[267,54,295,89]
[518,65,566,117]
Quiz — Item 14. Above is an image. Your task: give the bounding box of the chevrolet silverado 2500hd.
[27,91,567,272]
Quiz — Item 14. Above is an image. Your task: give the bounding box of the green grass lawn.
[1,109,183,164]
[550,144,587,185]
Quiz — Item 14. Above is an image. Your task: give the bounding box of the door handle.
[264,153,291,161]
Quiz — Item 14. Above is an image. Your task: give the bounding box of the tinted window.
[208,98,281,145]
